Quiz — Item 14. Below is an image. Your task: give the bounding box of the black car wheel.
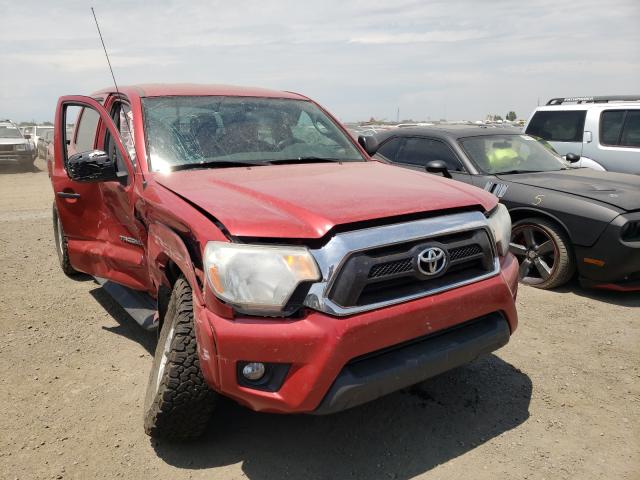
[510,218,575,289]
[143,276,217,440]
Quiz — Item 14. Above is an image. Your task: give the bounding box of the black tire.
[143,276,216,440]
[52,205,78,276]
[510,217,575,289]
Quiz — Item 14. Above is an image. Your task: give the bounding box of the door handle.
[56,191,81,199]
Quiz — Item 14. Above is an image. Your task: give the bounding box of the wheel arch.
[508,207,575,245]
[147,222,203,332]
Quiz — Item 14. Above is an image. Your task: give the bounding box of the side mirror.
[67,150,119,183]
[357,135,379,156]
[426,160,452,179]
[24,134,31,139]
[565,152,581,163]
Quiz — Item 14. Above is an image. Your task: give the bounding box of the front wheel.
[52,205,78,276]
[509,218,575,289]
[143,276,217,440]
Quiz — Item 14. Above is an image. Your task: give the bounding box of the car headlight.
[487,203,512,256]
[204,241,321,314]
[15,144,26,151]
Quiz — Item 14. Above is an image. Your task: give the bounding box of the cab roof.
[92,83,309,101]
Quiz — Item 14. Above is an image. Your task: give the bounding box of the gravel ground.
[0,161,638,480]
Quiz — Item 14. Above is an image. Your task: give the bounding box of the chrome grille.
[302,211,501,317]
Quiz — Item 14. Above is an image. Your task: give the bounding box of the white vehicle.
[21,125,54,157]
[524,96,640,175]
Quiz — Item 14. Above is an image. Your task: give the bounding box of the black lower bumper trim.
[312,312,510,415]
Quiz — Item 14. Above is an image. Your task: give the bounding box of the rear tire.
[143,276,216,440]
[510,217,575,289]
[52,205,78,277]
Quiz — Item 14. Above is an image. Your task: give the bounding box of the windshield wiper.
[496,169,540,175]
[267,157,345,165]
[171,160,268,171]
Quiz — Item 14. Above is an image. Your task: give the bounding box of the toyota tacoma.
[49,84,519,440]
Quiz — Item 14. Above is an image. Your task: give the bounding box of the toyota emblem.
[417,247,447,276]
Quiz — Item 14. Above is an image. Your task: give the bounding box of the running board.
[94,277,158,331]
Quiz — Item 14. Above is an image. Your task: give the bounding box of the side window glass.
[526,111,586,142]
[376,137,402,161]
[620,111,640,147]
[74,107,100,152]
[119,105,137,165]
[399,138,464,171]
[600,110,625,145]
[103,102,134,177]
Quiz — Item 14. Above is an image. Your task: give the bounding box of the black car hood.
[497,169,640,212]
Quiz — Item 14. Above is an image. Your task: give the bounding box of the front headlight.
[204,241,321,314]
[15,144,26,151]
[487,203,512,256]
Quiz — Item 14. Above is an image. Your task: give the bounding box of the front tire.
[143,276,216,440]
[509,218,575,289]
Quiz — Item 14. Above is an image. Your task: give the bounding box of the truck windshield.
[459,134,568,174]
[0,125,23,139]
[142,96,365,172]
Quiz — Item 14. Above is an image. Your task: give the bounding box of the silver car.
[524,96,640,174]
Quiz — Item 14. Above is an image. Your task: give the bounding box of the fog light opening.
[242,362,266,381]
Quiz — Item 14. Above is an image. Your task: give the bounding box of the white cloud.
[0,0,638,122]
[1,49,178,72]
[349,30,487,44]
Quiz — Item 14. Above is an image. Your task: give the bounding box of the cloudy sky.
[1,0,638,123]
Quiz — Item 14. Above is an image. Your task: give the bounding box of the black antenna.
[91,7,120,96]
[91,7,144,182]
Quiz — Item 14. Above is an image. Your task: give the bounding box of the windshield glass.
[36,126,53,136]
[459,134,567,174]
[142,96,364,171]
[0,125,23,139]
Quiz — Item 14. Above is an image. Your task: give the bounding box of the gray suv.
[524,96,640,175]
[0,120,36,170]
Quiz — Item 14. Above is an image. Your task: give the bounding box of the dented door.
[53,95,150,291]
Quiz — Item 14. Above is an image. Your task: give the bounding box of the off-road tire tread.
[52,205,78,276]
[514,217,575,289]
[143,277,216,440]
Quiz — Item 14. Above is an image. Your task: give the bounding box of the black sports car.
[360,126,640,291]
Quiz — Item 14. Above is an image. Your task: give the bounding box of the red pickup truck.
[49,84,519,440]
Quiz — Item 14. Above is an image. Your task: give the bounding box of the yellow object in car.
[488,146,519,171]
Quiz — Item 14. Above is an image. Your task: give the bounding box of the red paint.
[155,162,496,239]
[51,84,518,414]
[592,282,640,292]
[198,255,518,413]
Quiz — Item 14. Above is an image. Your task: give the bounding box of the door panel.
[53,95,149,291]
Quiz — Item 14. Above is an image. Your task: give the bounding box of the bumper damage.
[194,254,519,414]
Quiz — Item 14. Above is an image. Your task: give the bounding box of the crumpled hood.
[498,169,640,212]
[155,161,496,238]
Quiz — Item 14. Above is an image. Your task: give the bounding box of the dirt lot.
[0,161,638,480]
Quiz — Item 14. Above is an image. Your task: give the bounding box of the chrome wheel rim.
[509,224,558,285]
[155,323,175,394]
[56,215,65,260]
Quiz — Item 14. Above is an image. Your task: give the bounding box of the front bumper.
[313,311,510,414]
[194,254,519,414]
[575,212,640,291]
[0,150,34,164]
